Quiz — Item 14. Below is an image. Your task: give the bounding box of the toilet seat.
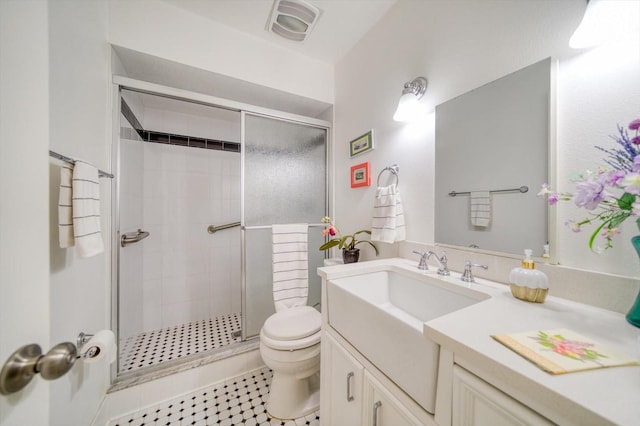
[261,306,321,351]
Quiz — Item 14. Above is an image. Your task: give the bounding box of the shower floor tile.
[108,367,320,426]
[119,313,242,372]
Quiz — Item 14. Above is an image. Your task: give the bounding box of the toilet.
[259,305,321,420]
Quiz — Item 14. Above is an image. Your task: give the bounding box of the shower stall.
[113,80,329,382]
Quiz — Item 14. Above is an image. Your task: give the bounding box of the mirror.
[435,57,553,258]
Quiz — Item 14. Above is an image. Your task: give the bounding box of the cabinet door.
[364,371,424,426]
[452,366,554,426]
[328,337,364,425]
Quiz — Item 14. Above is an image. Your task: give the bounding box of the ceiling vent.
[266,0,320,42]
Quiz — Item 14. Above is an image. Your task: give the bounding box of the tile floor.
[119,314,242,372]
[108,367,320,426]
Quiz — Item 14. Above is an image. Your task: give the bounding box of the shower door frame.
[110,76,332,387]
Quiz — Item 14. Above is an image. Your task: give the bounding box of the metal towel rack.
[207,221,241,234]
[49,150,114,179]
[377,164,399,187]
[448,185,528,197]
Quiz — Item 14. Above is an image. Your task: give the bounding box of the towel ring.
[377,165,399,187]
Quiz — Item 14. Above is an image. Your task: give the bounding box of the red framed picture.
[350,162,371,188]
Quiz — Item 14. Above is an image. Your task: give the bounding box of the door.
[326,335,364,425]
[0,1,51,424]
[242,113,328,337]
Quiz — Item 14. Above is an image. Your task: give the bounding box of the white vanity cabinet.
[322,333,429,426]
[452,366,554,426]
[326,335,364,425]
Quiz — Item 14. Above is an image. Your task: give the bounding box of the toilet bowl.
[259,305,321,420]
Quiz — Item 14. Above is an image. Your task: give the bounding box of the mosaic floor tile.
[109,367,320,426]
[119,313,241,372]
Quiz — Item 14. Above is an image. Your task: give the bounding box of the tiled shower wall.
[141,143,241,332]
[119,95,241,340]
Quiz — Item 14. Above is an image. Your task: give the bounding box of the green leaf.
[319,239,340,251]
[588,220,608,250]
[618,192,636,210]
[354,240,379,255]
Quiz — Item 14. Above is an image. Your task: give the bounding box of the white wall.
[47,1,113,425]
[108,0,333,105]
[334,0,640,279]
[0,1,51,425]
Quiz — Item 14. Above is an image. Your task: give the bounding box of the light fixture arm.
[401,77,428,100]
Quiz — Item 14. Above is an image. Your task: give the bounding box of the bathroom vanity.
[318,258,640,426]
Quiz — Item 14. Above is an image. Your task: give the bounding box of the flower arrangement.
[539,118,640,250]
[319,216,379,255]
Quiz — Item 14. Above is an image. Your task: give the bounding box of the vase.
[342,248,360,264]
[627,236,640,327]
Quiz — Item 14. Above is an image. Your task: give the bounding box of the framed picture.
[350,162,371,188]
[349,130,375,157]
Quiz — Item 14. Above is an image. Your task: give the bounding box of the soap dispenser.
[509,249,549,303]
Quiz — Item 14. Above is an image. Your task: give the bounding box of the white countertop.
[319,258,640,426]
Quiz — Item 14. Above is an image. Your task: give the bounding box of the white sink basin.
[327,268,490,413]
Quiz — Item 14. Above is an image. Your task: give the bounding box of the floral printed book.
[491,328,639,375]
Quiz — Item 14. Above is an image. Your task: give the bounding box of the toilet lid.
[262,306,321,341]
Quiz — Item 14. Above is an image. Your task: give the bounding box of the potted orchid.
[319,216,378,263]
[538,117,640,327]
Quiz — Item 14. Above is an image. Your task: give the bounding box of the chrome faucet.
[461,260,488,283]
[413,251,430,271]
[412,250,451,276]
[429,251,450,276]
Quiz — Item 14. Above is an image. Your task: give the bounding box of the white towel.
[470,191,492,227]
[272,224,308,312]
[58,165,75,248]
[371,184,406,243]
[72,160,104,258]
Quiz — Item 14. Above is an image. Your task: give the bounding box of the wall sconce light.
[393,77,428,122]
[569,0,640,49]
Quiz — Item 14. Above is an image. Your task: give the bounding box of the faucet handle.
[461,261,488,283]
[436,251,450,276]
[412,251,429,271]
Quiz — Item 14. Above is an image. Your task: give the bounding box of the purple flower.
[633,136,640,145]
[620,172,640,195]
[547,193,559,205]
[599,169,625,186]
[565,219,581,233]
[572,179,606,210]
[629,119,640,131]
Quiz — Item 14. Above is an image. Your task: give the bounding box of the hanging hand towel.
[371,184,406,243]
[470,191,492,227]
[272,224,308,312]
[58,164,75,248]
[72,160,104,258]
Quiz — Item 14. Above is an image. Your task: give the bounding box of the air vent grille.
[266,0,320,42]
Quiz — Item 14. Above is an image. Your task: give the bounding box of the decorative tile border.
[121,98,241,153]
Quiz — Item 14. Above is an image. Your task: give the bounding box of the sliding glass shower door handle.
[120,229,150,247]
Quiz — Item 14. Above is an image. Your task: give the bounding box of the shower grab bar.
[242,223,326,230]
[207,222,241,234]
[120,229,150,247]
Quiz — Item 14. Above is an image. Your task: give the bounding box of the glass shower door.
[243,113,327,338]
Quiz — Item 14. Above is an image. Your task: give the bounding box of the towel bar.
[448,185,528,197]
[49,150,114,179]
[377,164,399,187]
